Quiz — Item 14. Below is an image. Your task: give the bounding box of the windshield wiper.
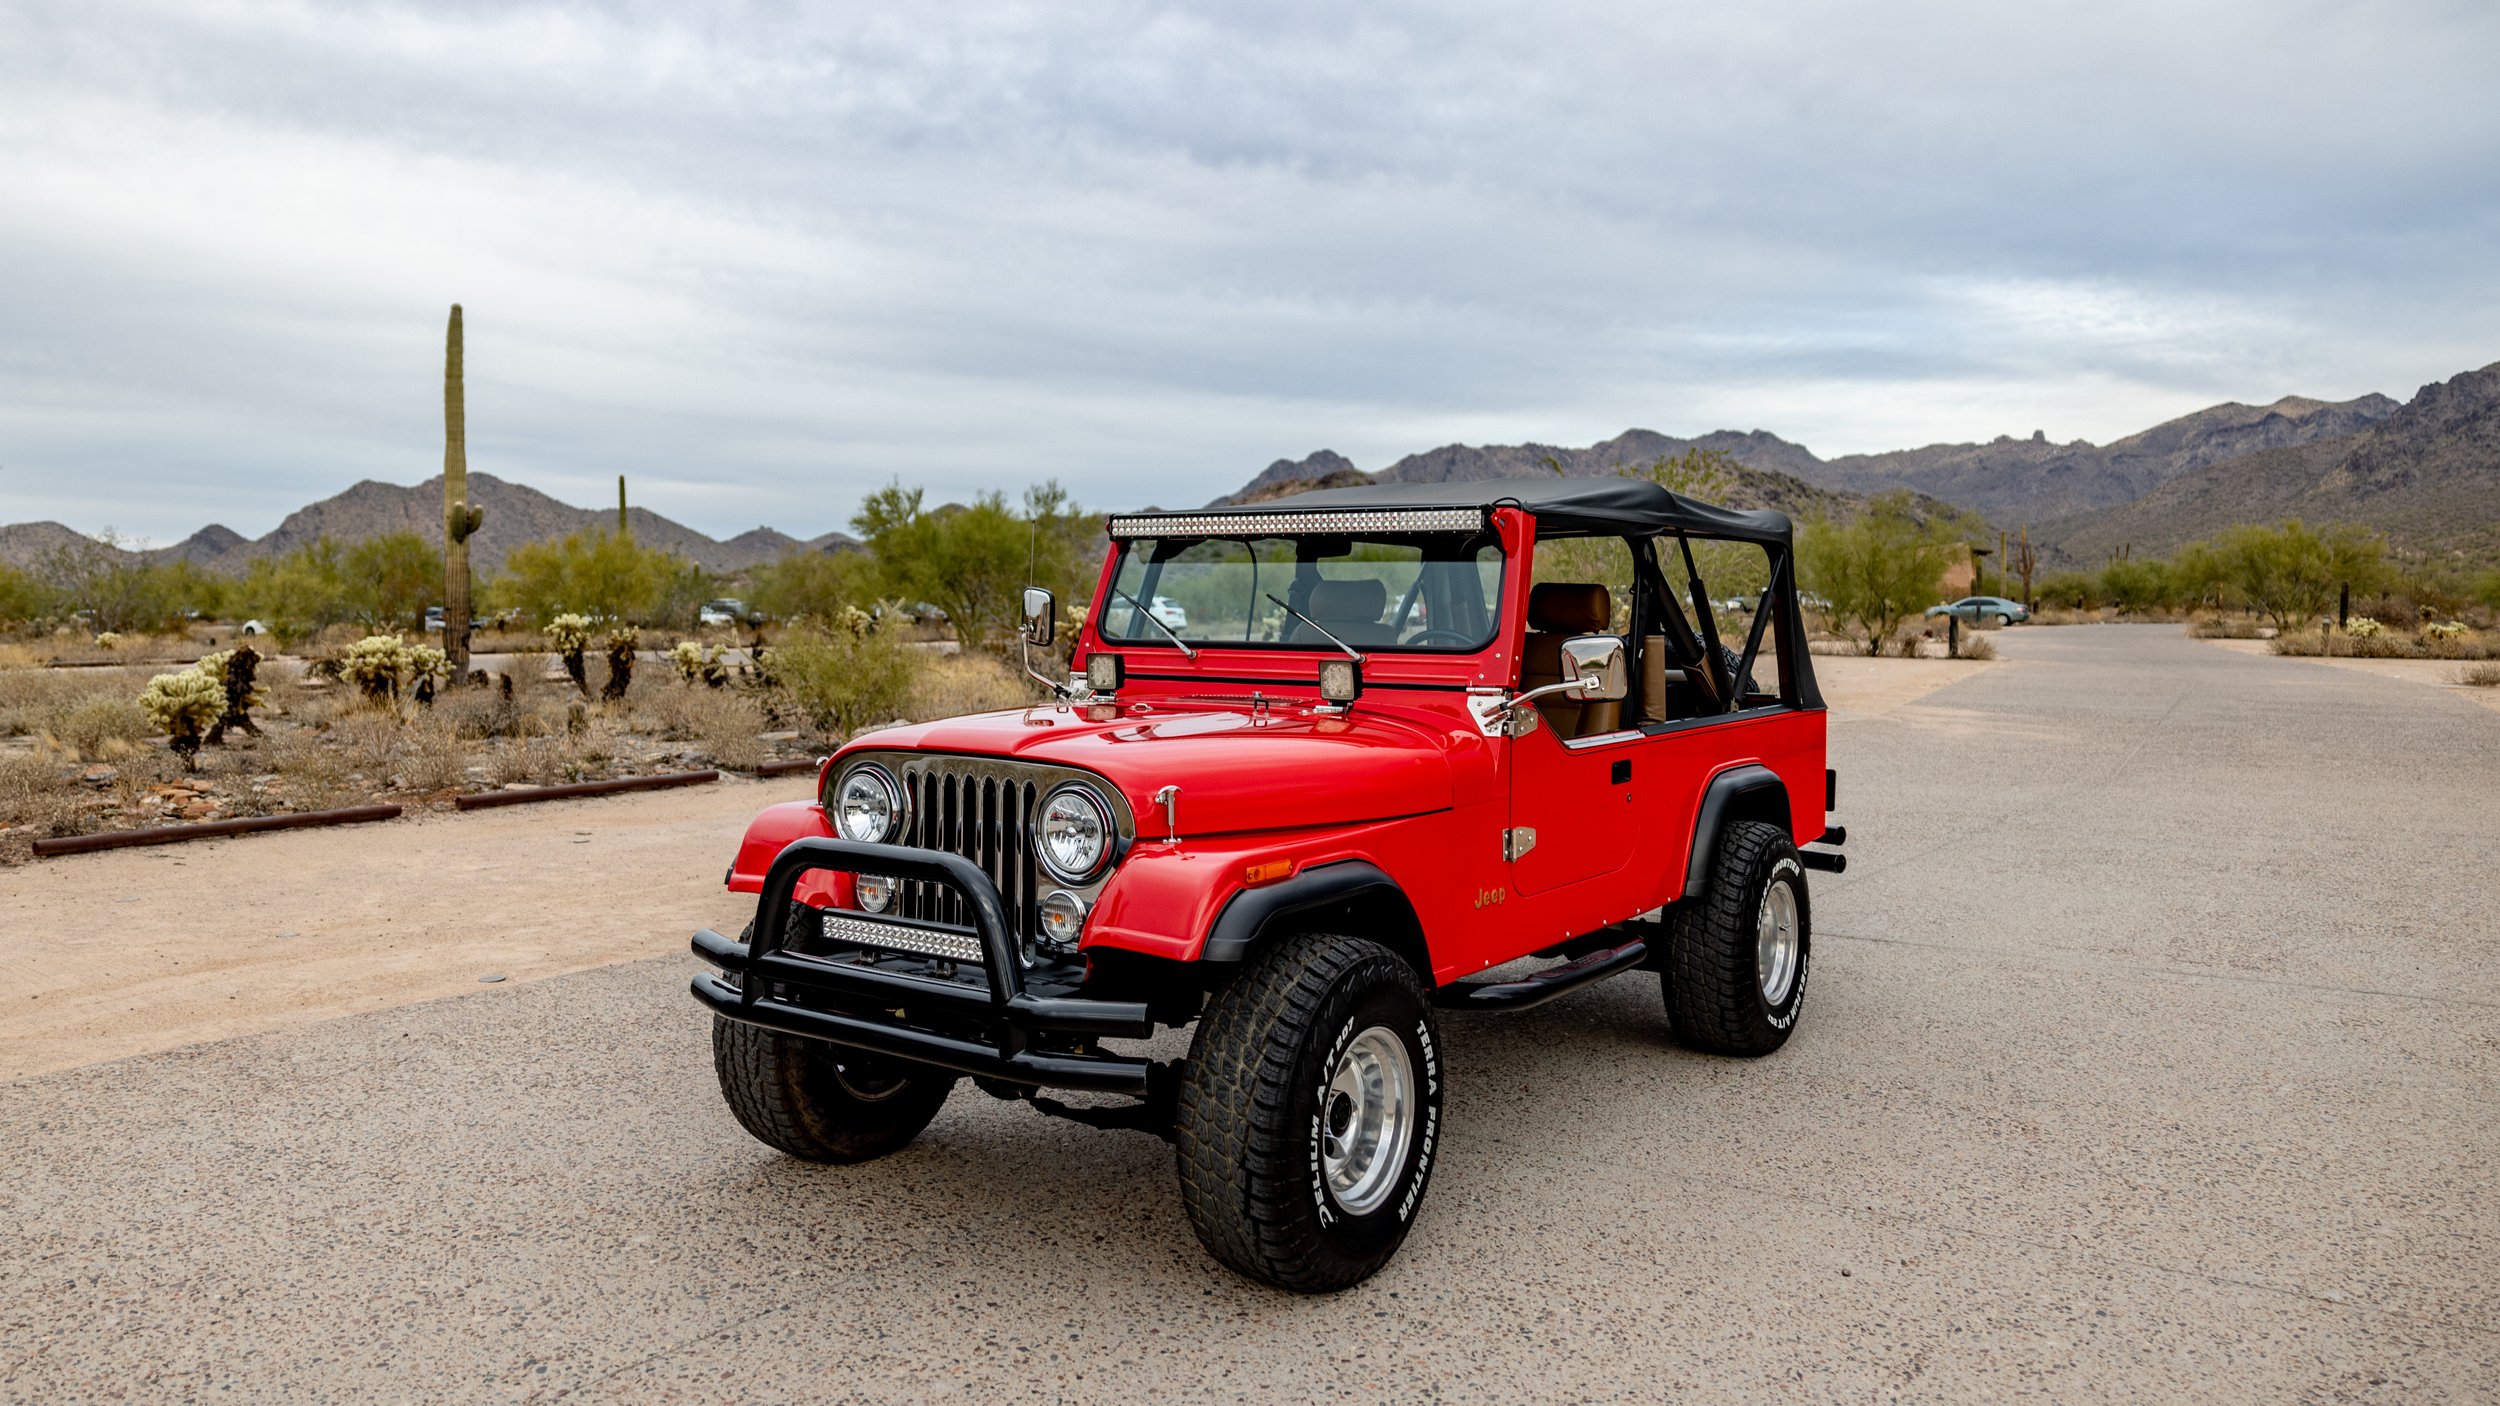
[1265,593,1364,663]
[1108,588,1197,659]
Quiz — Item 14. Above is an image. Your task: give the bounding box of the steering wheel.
[1403,628,1477,647]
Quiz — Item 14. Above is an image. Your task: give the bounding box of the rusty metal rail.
[452,769,721,810]
[32,804,403,857]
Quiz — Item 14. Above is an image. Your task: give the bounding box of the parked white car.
[1149,596,1189,630]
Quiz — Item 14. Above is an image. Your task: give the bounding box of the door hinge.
[1503,827,1537,862]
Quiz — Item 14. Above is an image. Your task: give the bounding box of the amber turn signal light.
[1241,860,1295,886]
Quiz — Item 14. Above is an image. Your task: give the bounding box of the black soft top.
[1187,476,1794,544]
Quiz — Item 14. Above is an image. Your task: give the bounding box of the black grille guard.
[688,837,1154,1094]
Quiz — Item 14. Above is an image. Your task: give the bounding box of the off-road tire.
[1174,932,1444,1293]
[1662,819,1810,1056]
[711,1017,957,1163]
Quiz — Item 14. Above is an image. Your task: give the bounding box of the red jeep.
[692,477,1841,1292]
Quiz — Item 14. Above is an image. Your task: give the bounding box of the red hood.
[842,697,1467,837]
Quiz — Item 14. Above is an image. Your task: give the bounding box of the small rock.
[81,765,120,786]
[478,973,506,983]
[179,802,215,820]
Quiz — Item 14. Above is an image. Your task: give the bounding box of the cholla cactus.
[602,625,640,701]
[2425,620,2467,641]
[340,635,413,705]
[837,605,875,638]
[197,646,266,743]
[2345,616,2382,638]
[140,668,223,771]
[407,643,451,705]
[671,640,706,683]
[547,613,592,694]
[94,632,123,650]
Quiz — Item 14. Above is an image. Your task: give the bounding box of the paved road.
[5,625,2494,1402]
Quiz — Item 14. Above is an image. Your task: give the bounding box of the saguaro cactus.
[618,474,628,534]
[442,305,485,673]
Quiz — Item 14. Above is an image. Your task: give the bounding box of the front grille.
[895,760,1041,941]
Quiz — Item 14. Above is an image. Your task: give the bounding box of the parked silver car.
[1926,595,2029,625]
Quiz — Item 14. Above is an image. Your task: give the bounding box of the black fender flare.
[1200,859,1424,972]
[1682,764,1791,901]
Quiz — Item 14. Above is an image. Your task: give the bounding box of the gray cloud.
[2,0,2495,543]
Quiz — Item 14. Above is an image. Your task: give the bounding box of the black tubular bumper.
[689,837,1155,1095]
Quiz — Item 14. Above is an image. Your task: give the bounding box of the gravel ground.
[3,624,2493,1403]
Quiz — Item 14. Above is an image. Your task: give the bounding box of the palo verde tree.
[851,479,1091,648]
[1798,492,1973,655]
[341,532,444,631]
[2210,521,2386,630]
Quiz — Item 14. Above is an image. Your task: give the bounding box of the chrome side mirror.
[1498,634,1629,730]
[1020,587,1057,647]
[1560,635,1626,702]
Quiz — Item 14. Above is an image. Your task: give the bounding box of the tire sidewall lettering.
[1761,856,1808,1031]
[1301,968,1442,1243]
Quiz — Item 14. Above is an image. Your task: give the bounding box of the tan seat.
[1287,578,1398,648]
[1520,583,1621,738]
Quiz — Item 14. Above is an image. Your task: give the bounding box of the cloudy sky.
[2,0,2495,545]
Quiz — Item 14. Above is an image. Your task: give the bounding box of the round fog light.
[855,873,895,914]
[1038,889,1088,949]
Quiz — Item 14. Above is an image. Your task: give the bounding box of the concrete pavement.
[3,624,2493,1402]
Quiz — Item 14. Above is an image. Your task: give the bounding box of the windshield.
[1101,533,1505,651]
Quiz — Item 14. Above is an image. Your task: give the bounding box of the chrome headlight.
[831,763,901,843]
[1035,784,1112,882]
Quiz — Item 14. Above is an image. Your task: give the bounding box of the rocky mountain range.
[0,472,859,577]
[1221,366,2492,565]
[2038,362,2500,564]
[10,359,2492,581]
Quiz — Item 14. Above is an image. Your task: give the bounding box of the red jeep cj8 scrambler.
[690,476,1842,1292]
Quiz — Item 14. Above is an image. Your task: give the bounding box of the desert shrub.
[644,684,768,770]
[138,669,223,770]
[1957,635,1998,661]
[908,652,1036,720]
[2459,663,2500,687]
[261,727,358,808]
[49,695,151,759]
[439,682,545,741]
[774,617,919,738]
[2192,616,2272,639]
[0,751,85,845]
[397,713,467,792]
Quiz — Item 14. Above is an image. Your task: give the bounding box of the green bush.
[1799,492,1974,655]
[774,617,920,738]
[491,529,707,627]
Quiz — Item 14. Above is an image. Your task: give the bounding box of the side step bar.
[1433,938,1649,1012]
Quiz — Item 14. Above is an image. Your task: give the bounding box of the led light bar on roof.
[1106,508,1488,539]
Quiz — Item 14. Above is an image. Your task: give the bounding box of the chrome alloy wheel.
[1756,875,1801,1005]
[1319,1026,1417,1216]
